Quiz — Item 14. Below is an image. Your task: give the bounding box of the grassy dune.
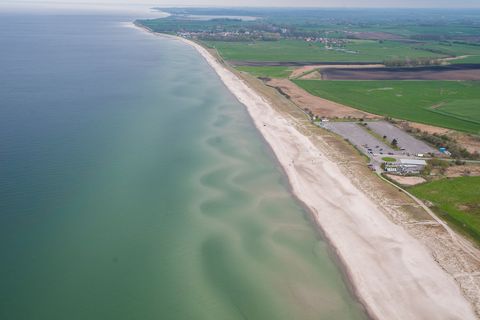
[409,177,480,242]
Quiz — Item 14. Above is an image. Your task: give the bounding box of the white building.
[399,159,427,166]
[385,159,427,175]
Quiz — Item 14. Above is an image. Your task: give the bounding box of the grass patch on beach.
[409,176,480,242]
[382,157,396,162]
[205,39,447,62]
[236,66,293,78]
[294,80,480,134]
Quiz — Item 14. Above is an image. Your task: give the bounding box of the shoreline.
[134,23,477,320]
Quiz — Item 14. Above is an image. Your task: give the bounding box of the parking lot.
[319,120,439,171]
[322,122,396,156]
[366,121,439,155]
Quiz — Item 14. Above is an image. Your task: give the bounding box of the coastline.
[134,23,477,320]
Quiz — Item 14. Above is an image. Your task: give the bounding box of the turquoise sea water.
[0,11,366,319]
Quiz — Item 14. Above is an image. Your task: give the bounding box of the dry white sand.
[137,25,477,320]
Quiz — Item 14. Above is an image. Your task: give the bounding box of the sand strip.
[136,24,477,320]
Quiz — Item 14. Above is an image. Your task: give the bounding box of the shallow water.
[0,11,366,320]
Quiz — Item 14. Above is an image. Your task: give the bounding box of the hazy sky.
[1,0,480,9]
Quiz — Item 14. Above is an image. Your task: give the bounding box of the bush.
[429,158,449,168]
[415,131,480,160]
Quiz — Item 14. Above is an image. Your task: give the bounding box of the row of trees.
[383,57,442,67]
[198,32,281,41]
[403,127,480,160]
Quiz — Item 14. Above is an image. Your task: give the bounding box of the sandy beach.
[136,25,477,319]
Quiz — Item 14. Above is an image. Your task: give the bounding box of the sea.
[0,6,366,320]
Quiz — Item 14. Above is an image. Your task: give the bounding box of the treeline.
[199,32,281,41]
[410,34,449,41]
[383,57,442,67]
[418,132,479,159]
[414,47,450,55]
[404,126,480,160]
[452,40,480,47]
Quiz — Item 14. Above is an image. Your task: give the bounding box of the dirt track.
[290,64,384,79]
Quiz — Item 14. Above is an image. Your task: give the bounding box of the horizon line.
[154,5,480,9]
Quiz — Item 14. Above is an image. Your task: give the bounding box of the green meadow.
[419,42,480,57]
[294,80,480,133]
[236,66,293,78]
[409,177,480,243]
[451,55,480,64]
[205,39,448,62]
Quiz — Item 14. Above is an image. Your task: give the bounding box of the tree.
[391,138,398,147]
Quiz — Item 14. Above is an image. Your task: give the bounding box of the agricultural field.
[236,66,293,78]
[141,9,480,67]
[379,24,480,39]
[204,39,449,63]
[409,176,480,242]
[319,65,480,81]
[452,55,480,64]
[157,8,480,41]
[419,42,480,57]
[294,80,480,133]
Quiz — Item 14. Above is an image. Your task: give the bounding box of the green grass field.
[236,66,293,78]
[418,42,480,57]
[378,25,480,38]
[409,176,480,242]
[294,80,480,133]
[205,39,448,62]
[451,55,480,64]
